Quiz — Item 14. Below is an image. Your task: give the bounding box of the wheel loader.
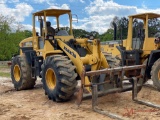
[101,13,160,90]
[10,9,160,119]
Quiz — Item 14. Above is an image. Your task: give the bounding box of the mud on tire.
[11,55,36,90]
[41,55,77,102]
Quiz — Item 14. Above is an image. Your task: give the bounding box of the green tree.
[24,30,32,37]
[148,18,160,37]
[0,14,32,60]
[72,29,89,38]
[99,29,114,41]
[90,31,99,39]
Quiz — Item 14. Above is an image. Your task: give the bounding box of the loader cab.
[123,13,160,53]
[32,9,74,52]
[18,9,77,80]
[117,13,160,67]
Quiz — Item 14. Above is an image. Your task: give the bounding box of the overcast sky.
[0,0,160,34]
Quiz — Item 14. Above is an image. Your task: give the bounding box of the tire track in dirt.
[1,69,160,119]
[0,88,15,95]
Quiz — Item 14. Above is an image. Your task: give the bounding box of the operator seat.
[46,21,55,35]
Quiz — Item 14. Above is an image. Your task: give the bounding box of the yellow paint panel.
[54,36,74,42]
[143,37,156,51]
[101,44,120,56]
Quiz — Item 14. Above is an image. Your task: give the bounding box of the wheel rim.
[45,68,56,90]
[158,70,160,80]
[13,65,21,82]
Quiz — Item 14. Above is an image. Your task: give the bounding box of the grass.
[0,72,11,77]
[0,65,11,77]
[0,65,9,68]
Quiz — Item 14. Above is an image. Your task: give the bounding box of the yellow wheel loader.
[11,9,121,101]
[10,9,160,119]
[101,13,160,90]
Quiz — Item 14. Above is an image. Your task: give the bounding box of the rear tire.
[41,55,77,102]
[151,58,160,91]
[11,55,36,90]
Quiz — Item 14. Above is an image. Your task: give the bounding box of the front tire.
[11,55,36,90]
[41,55,77,102]
[151,58,160,91]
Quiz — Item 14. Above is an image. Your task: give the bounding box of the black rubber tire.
[41,55,77,102]
[104,54,120,88]
[11,55,36,90]
[151,58,160,91]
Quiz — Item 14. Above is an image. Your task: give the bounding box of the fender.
[21,48,36,65]
[148,50,160,66]
[20,47,43,77]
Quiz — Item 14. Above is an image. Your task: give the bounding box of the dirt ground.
[1,67,160,120]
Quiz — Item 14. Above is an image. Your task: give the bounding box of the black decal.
[64,46,76,58]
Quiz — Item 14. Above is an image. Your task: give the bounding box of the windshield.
[148,18,160,37]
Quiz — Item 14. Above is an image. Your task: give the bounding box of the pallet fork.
[76,65,160,120]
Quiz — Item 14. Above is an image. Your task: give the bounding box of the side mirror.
[72,14,78,23]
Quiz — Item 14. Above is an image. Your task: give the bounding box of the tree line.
[0,14,160,60]
[99,16,160,41]
[0,15,32,60]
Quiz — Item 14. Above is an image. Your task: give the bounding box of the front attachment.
[75,65,146,106]
[75,64,160,119]
[132,78,160,109]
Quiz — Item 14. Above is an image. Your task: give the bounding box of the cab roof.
[129,13,160,19]
[33,9,71,16]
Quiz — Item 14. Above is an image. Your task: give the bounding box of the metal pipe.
[93,108,127,120]
[132,78,160,109]
[113,22,117,40]
[86,65,145,76]
[92,85,98,109]
[132,77,138,100]
[91,85,129,120]
[83,85,139,100]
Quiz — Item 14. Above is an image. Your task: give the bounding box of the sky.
[0,0,160,34]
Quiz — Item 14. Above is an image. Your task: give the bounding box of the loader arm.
[57,38,91,91]
[57,38,109,91]
[57,38,109,72]
[57,39,84,77]
[75,38,109,69]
